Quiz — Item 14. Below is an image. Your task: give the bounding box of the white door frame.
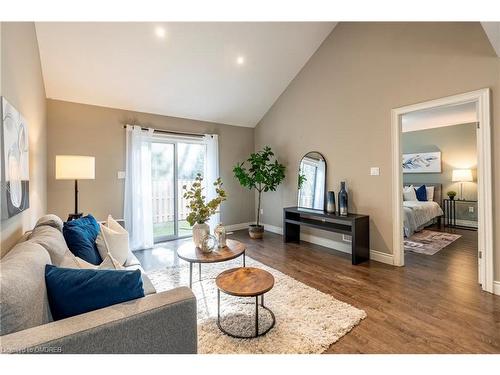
[390,88,494,293]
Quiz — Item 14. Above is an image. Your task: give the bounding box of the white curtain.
[313,159,326,210]
[124,125,154,251]
[203,134,220,232]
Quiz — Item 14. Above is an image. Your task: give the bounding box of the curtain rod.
[123,125,205,138]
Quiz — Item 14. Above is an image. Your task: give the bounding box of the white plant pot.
[192,222,210,248]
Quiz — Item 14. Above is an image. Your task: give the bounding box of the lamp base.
[67,213,83,222]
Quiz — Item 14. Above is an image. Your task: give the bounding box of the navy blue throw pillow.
[415,185,428,201]
[63,215,102,265]
[45,265,145,320]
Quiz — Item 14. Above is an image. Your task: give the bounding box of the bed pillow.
[415,184,428,201]
[425,186,435,201]
[45,265,144,321]
[403,185,417,201]
[63,215,102,265]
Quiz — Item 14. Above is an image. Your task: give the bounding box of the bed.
[403,183,444,237]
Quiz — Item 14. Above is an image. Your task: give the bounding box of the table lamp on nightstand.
[452,169,473,200]
[56,155,95,221]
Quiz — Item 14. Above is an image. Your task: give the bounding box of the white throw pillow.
[59,249,124,270]
[95,215,130,265]
[425,186,435,201]
[403,185,417,201]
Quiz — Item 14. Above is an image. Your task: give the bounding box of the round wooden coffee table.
[216,267,275,338]
[177,239,246,288]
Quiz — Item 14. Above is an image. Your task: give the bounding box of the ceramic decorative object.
[214,223,227,248]
[326,191,336,214]
[193,222,210,248]
[338,181,348,216]
[200,234,218,253]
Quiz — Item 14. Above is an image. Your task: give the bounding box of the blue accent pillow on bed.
[63,215,102,265]
[45,265,145,320]
[414,185,428,201]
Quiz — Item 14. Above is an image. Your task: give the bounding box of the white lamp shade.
[56,155,95,180]
[452,169,473,182]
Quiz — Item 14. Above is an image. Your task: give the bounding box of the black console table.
[283,207,370,265]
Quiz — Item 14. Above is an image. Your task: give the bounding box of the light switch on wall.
[370,167,380,176]
[117,171,126,179]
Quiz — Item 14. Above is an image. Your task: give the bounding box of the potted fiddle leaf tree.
[233,146,286,239]
[183,173,227,248]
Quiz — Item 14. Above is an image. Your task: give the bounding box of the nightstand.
[442,199,478,231]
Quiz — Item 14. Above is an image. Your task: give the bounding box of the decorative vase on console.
[326,191,336,214]
[183,173,227,248]
[338,181,348,216]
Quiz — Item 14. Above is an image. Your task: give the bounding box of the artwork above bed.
[402,151,441,173]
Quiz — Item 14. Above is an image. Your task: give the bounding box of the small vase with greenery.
[447,191,457,200]
[233,146,286,239]
[183,173,227,248]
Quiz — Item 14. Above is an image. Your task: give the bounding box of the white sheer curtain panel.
[203,134,220,232]
[313,159,326,210]
[124,125,154,250]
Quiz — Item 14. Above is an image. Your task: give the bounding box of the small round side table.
[215,267,275,339]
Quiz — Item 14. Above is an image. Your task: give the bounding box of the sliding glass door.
[151,138,206,242]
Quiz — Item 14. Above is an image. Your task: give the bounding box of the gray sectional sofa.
[0,214,197,354]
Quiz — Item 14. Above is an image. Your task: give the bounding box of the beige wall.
[1,22,47,256]
[46,99,255,226]
[255,22,500,279]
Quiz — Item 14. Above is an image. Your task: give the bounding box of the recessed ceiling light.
[236,56,245,65]
[155,26,166,39]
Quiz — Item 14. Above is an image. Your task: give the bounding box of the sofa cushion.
[59,250,156,295]
[124,264,157,295]
[35,214,64,232]
[0,241,53,336]
[29,225,71,266]
[63,215,102,265]
[45,265,145,320]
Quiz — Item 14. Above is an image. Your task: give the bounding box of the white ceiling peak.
[36,22,336,127]
[481,22,500,57]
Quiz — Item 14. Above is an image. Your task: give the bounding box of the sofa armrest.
[0,287,197,354]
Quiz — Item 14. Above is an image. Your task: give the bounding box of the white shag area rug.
[147,257,366,354]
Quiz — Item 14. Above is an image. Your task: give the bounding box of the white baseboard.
[261,223,282,235]
[301,233,352,254]
[494,281,500,296]
[369,250,394,265]
[449,219,478,228]
[224,222,253,232]
[260,223,394,265]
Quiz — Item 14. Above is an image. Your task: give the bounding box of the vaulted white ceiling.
[35,22,336,127]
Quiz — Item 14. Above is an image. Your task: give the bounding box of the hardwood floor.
[135,226,500,353]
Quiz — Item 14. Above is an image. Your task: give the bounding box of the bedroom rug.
[404,230,461,255]
[147,256,366,354]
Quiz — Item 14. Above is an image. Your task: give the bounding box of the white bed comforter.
[403,201,443,237]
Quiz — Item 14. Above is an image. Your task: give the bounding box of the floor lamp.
[56,155,95,221]
[452,169,473,200]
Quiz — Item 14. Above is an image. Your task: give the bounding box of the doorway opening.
[391,89,494,294]
[151,138,206,242]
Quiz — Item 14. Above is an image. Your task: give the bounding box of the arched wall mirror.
[297,151,327,210]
